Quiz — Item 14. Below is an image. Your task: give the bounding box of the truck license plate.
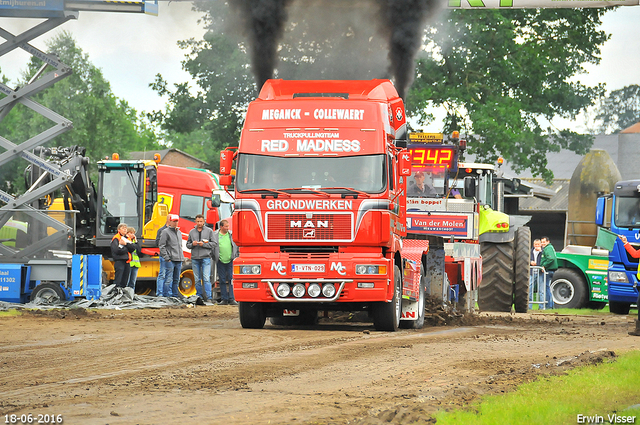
[291,264,325,273]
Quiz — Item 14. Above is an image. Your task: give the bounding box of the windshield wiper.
[320,187,371,198]
[239,188,291,198]
[278,187,330,197]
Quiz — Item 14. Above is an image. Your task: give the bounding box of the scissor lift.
[0,0,157,301]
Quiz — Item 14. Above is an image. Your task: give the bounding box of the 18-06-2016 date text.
[4,414,63,424]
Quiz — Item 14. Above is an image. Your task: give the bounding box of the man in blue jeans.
[155,216,171,297]
[540,236,558,309]
[187,214,215,302]
[212,219,239,305]
[159,214,185,298]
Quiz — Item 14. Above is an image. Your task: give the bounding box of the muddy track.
[0,306,637,424]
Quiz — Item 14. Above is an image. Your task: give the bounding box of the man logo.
[330,262,347,276]
[290,220,328,228]
[271,262,286,276]
[303,229,315,238]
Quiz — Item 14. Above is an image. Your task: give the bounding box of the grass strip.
[434,350,640,425]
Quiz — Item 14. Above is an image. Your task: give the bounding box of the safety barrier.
[529,265,548,310]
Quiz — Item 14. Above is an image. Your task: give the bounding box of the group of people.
[110,223,142,289]
[529,237,558,310]
[155,214,238,305]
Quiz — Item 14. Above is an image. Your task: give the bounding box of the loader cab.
[96,160,158,247]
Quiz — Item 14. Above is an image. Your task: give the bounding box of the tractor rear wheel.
[479,241,514,312]
[513,227,531,313]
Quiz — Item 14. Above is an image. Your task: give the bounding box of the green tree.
[408,9,609,182]
[155,4,611,182]
[594,84,640,134]
[0,31,160,196]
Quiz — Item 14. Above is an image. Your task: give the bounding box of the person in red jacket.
[111,223,136,288]
[618,235,640,336]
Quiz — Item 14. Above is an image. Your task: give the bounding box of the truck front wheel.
[239,302,266,329]
[372,265,402,331]
[609,301,631,315]
[550,268,588,309]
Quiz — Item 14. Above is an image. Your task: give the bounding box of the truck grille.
[266,213,353,242]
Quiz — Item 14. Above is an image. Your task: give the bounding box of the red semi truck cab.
[220,79,420,331]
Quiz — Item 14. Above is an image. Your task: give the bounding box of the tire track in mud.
[0,308,637,424]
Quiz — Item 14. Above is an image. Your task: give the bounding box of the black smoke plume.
[376,0,437,99]
[229,0,293,91]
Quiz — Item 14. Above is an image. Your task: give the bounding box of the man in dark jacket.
[540,236,558,309]
[111,223,136,288]
[159,214,185,298]
[155,216,171,297]
[186,214,215,301]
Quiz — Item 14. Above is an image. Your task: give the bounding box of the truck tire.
[179,266,196,297]
[372,265,402,331]
[549,268,588,309]
[400,269,426,329]
[609,301,631,315]
[479,242,514,312]
[513,227,531,313]
[239,302,266,329]
[30,282,66,304]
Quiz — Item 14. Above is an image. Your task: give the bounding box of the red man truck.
[219,79,429,331]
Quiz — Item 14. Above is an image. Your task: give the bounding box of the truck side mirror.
[595,197,605,226]
[398,150,411,176]
[219,175,233,187]
[210,193,221,208]
[464,177,476,198]
[206,208,220,226]
[220,149,235,175]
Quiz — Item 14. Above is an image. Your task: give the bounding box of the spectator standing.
[159,214,185,298]
[155,216,171,297]
[186,214,215,302]
[540,236,558,309]
[212,219,239,305]
[617,235,640,336]
[529,239,543,309]
[111,223,135,288]
[126,227,141,291]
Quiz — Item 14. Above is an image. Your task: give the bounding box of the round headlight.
[276,283,291,298]
[322,283,336,298]
[242,265,251,274]
[308,283,321,298]
[356,265,367,274]
[251,265,261,274]
[292,283,306,298]
[367,266,378,274]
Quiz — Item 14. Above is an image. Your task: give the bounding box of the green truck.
[550,245,609,309]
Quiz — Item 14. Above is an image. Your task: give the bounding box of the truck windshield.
[99,168,142,234]
[236,154,386,193]
[614,196,640,228]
